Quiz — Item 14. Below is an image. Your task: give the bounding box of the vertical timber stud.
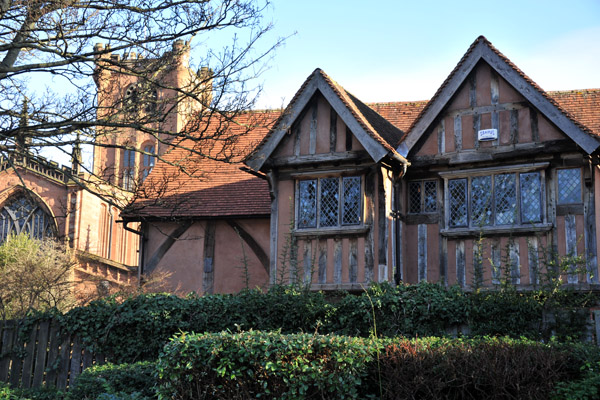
[303,240,312,283]
[491,239,501,284]
[438,119,445,154]
[378,168,390,281]
[565,214,578,284]
[510,109,519,145]
[469,73,480,150]
[454,116,462,151]
[329,106,337,152]
[202,220,216,294]
[530,109,540,143]
[334,239,342,284]
[491,70,500,147]
[456,240,465,287]
[418,224,427,282]
[364,168,376,283]
[349,239,358,283]
[309,98,318,155]
[439,180,447,285]
[394,180,404,283]
[318,240,327,284]
[269,171,279,285]
[583,170,598,283]
[509,239,520,285]
[528,237,540,285]
[293,121,301,156]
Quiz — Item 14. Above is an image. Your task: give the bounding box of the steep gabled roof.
[245,68,407,171]
[399,36,600,156]
[122,110,280,220]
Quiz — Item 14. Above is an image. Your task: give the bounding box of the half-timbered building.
[124,36,600,294]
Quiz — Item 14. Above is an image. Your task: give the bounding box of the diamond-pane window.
[495,174,516,225]
[319,178,339,227]
[409,182,422,213]
[471,175,492,226]
[298,180,317,228]
[557,168,581,204]
[449,179,467,227]
[520,172,542,223]
[297,176,362,229]
[409,180,437,214]
[424,181,437,213]
[342,177,361,225]
[446,168,545,230]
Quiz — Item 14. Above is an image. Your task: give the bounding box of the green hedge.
[156,331,376,399]
[66,361,156,400]
[45,283,596,363]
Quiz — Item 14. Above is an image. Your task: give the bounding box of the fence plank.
[69,336,83,386]
[20,324,38,388]
[44,321,61,387]
[0,321,16,382]
[56,334,72,389]
[82,347,93,370]
[32,320,51,387]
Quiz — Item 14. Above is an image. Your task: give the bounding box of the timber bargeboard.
[400,37,600,157]
[246,69,394,172]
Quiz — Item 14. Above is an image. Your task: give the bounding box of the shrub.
[378,337,578,400]
[66,361,156,400]
[155,331,376,400]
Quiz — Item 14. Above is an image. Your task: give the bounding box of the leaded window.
[409,180,438,214]
[142,144,155,179]
[122,149,135,190]
[557,168,582,204]
[448,171,542,228]
[297,176,362,229]
[0,194,56,243]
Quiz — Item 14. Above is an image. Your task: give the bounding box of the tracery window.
[297,176,361,229]
[0,194,56,243]
[444,166,544,229]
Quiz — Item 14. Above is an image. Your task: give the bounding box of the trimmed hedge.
[156,331,376,399]
[46,283,596,363]
[66,361,156,400]
[154,332,598,400]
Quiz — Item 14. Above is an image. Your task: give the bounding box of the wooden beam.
[583,174,598,283]
[268,171,279,285]
[349,238,358,283]
[510,109,519,145]
[454,115,462,151]
[329,106,337,152]
[438,119,445,154]
[318,239,327,284]
[456,240,465,286]
[334,238,342,284]
[364,170,376,282]
[509,239,520,285]
[565,214,578,284]
[144,220,193,274]
[446,102,527,118]
[303,240,313,283]
[309,98,318,155]
[202,220,216,294]
[491,239,501,285]
[418,224,427,282]
[226,220,269,274]
[527,237,539,285]
[269,150,369,167]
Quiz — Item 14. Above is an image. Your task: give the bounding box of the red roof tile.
[123,110,280,220]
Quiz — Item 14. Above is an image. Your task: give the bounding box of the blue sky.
[250,0,600,108]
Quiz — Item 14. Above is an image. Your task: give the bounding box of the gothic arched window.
[0,194,57,243]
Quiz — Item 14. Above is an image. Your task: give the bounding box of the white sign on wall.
[478,129,498,141]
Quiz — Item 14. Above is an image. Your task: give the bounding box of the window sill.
[293,225,370,238]
[441,223,553,238]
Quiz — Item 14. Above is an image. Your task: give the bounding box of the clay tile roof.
[402,35,599,142]
[123,110,280,220]
[547,89,600,137]
[368,101,429,134]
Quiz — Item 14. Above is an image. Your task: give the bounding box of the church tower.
[92,40,212,190]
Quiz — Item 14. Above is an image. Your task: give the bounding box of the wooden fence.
[0,319,106,389]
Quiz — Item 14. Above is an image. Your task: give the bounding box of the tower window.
[122,149,135,190]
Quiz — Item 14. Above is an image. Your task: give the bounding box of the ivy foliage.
[23,282,595,364]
